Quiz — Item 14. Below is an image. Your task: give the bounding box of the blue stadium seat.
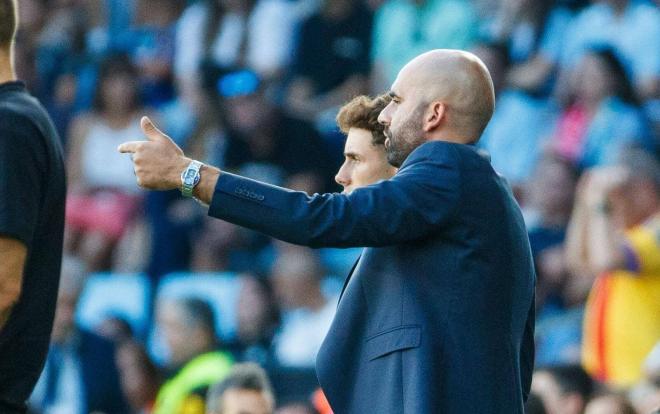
[76,272,151,338]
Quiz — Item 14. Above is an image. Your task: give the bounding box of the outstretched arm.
[206,154,460,247]
[119,117,462,248]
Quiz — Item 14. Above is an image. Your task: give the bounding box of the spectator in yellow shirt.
[566,148,660,387]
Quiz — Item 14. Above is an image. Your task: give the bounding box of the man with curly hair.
[334,94,398,193]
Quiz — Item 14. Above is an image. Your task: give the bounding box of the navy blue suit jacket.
[209,141,536,413]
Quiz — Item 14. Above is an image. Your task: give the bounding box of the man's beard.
[385,109,426,168]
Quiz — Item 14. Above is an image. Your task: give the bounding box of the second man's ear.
[423,102,445,132]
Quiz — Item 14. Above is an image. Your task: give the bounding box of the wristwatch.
[180,160,203,198]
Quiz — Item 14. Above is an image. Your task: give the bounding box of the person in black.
[0,1,67,412]
[218,69,337,192]
[284,0,373,123]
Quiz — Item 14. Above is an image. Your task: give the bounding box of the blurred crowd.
[9,0,660,413]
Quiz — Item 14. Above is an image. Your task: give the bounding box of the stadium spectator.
[190,218,246,272]
[218,69,336,192]
[552,47,653,169]
[29,255,129,414]
[44,71,78,145]
[560,0,660,99]
[524,154,578,253]
[531,364,593,414]
[116,340,162,414]
[65,54,145,271]
[479,95,557,185]
[629,377,660,414]
[284,0,373,126]
[126,0,183,107]
[523,156,580,363]
[371,0,478,89]
[274,402,318,414]
[154,297,233,414]
[32,0,93,100]
[584,393,636,414]
[174,0,298,113]
[486,0,573,94]
[271,248,336,368]
[533,244,585,366]
[225,274,280,365]
[477,47,557,185]
[96,314,135,343]
[471,41,511,96]
[566,149,660,387]
[206,363,275,414]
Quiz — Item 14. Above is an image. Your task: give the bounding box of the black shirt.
[293,4,373,94]
[224,112,338,191]
[0,81,66,413]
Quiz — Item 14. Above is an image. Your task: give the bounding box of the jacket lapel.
[338,252,363,304]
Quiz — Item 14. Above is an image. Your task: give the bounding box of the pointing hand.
[118,117,190,190]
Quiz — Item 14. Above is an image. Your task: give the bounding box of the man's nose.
[335,172,350,187]
[378,106,391,125]
[335,165,350,187]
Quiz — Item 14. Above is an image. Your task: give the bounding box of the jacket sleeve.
[208,144,462,248]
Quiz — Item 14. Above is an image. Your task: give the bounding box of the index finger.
[117,141,144,154]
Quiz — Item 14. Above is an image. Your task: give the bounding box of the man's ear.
[423,102,445,132]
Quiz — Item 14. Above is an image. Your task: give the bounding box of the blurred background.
[13,0,660,413]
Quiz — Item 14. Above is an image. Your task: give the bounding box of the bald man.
[119,49,536,413]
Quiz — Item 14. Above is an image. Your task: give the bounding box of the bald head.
[392,49,495,143]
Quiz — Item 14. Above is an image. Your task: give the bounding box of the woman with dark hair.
[65,55,146,271]
[476,0,574,187]
[487,0,573,95]
[225,273,281,365]
[552,46,653,169]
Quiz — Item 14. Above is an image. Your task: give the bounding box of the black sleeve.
[0,111,44,248]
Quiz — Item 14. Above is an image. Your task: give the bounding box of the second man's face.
[335,128,397,194]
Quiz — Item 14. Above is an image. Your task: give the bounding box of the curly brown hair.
[0,0,17,49]
[336,94,391,146]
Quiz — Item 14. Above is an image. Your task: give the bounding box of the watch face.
[181,162,202,193]
[184,170,196,185]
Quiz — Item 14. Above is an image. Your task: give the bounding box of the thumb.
[141,116,172,143]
